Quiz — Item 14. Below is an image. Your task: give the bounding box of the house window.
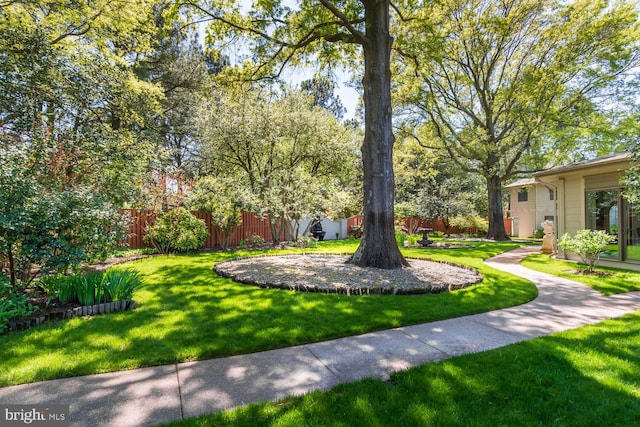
[549,189,554,200]
[586,189,619,259]
[627,204,640,261]
[544,215,554,222]
[517,189,528,202]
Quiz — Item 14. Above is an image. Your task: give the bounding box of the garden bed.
[2,268,142,334]
[6,299,136,332]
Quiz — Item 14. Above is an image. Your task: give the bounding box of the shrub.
[0,147,132,287]
[144,208,209,254]
[395,227,408,246]
[558,229,615,273]
[293,235,318,248]
[450,216,489,235]
[533,228,544,239]
[407,234,419,246]
[0,276,35,333]
[245,234,266,248]
[349,225,363,239]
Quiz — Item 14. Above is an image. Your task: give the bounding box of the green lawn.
[166,311,640,427]
[0,241,537,387]
[521,254,640,295]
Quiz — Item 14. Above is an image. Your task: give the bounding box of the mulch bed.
[215,253,483,295]
[84,254,154,272]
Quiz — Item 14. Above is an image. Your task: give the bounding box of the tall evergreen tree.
[301,75,347,120]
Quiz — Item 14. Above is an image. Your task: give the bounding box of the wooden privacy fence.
[347,215,513,236]
[121,210,514,250]
[121,209,278,250]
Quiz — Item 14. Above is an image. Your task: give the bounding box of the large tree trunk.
[348,0,407,269]
[486,175,510,241]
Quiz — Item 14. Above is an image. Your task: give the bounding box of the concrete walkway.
[2,246,640,426]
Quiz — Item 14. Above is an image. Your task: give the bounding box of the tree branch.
[389,1,414,22]
[317,0,366,45]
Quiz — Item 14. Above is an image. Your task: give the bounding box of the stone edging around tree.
[214,253,483,295]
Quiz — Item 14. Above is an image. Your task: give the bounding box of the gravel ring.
[214,254,482,295]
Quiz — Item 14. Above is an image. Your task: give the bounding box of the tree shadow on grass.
[171,312,640,427]
[0,246,536,388]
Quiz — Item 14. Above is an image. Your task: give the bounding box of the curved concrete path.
[2,246,640,426]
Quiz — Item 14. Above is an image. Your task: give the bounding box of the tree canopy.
[301,75,347,120]
[197,85,359,242]
[395,0,640,240]
[183,0,407,267]
[0,0,167,285]
[0,0,165,205]
[3,0,639,270]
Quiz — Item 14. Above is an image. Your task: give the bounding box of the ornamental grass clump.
[101,270,142,302]
[76,275,97,306]
[42,270,141,305]
[557,229,615,274]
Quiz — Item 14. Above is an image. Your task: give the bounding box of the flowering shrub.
[144,208,208,253]
[558,229,615,273]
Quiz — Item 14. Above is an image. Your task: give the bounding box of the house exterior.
[532,152,639,271]
[506,178,556,238]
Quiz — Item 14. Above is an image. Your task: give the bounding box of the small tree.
[144,208,209,254]
[415,179,481,237]
[393,139,485,236]
[558,229,615,274]
[187,177,246,250]
[198,86,359,244]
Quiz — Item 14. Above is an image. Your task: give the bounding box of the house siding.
[584,172,624,191]
[533,153,640,271]
[515,188,536,238]
[534,185,556,230]
[563,178,584,237]
[508,183,555,238]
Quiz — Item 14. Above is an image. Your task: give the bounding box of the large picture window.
[626,204,640,262]
[586,190,619,259]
